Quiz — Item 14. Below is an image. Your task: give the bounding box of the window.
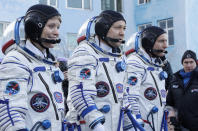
[67,33,78,56]
[138,23,152,31]
[66,0,91,9]
[0,22,10,38]
[158,18,174,45]
[39,0,57,7]
[138,0,150,5]
[101,0,122,12]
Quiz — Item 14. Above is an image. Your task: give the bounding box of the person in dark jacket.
[161,56,173,90]
[58,58,69,114]
[166,50,198,131]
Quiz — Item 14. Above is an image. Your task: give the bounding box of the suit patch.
[160,89,166,98]
[95,81,109,97]
[116,83,123,93]
[80,68,91,79]
[54,92,63,103]
[30,93,50,112]
[128,76,138,86]
[5,81,20,95]
[144,87,157,100]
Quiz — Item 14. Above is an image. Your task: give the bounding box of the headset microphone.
[105,37,125,44]
[152,49,167,54]
[39,38,61,44]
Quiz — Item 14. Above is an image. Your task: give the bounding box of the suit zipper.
[38,73,59,120]
[150,71,162,106]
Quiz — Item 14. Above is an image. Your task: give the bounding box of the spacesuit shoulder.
[1,50,31,79]
[69,41,98,68]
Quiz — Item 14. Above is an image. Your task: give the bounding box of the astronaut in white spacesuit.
[0,4,65,131]
[65,10,140,131]
[125,26,168,131]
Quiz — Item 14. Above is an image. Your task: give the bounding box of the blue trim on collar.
[22,47,55,65]
[138,54,160,67]
[88,42,121,57]
[33,66,46,72]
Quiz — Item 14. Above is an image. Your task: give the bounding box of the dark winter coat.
[166,66,198,131]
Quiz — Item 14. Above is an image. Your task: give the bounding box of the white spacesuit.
[66,10,135,131]
[125,27,168,131]
[0,4,65,131]
[66,39,130,131]
[0,41,65,131]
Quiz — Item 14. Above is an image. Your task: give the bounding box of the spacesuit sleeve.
[0,54,31,130]
[68,46,104,129]
[126,56,145,115]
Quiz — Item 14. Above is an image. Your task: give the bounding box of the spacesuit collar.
[138,48,163,67]
[25,40,47,59]
[95,37,113,53]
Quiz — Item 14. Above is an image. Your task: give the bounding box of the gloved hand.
[93,123,105,131]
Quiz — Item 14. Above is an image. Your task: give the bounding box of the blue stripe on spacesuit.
[0,110,26,120]
[73,50,98,63]
[127,63,145,70]
[0,106,27,113]
[22,47,55,65]
[70,83,98,118]
[0,99,15,126]
[0,99,28,129]
[0,67,6,71]
[71,94,88,102]
[73,49,88,54]
[0,117,24,130]
[19,66,32,74]
[70,90,97,95]
[0,78,28,81]
[2,120,24,131]
[1,62,32,79]
[138,54,160,67]
[72,95,92,105]
[4,100,13,126]
[70,92,96,99]
[127,59,142,64]
[128,95,140,114]
[2,62,29,69]
[129,94,139,97]
[89,116,105,129]
[72,50,99,67]
[80,105,97,118]
[78,103,96,114]
[7,56,21,61]
[0,109,26,118]
[71,94,90,104]
[0,104,7,109]
[71,94,96,103]
[68,64,97,70]
[0,113,19,122]
[74,100,95,111]
[33,66,46,72]
[74,97,96,112]
[123,124,133,130]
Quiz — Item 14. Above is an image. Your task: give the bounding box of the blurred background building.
[0,0,198,71]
